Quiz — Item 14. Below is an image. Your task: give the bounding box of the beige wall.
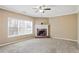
[49,14,77,41]
[77,13,79,44]
[34,18,49,25]
[0,9,34,45]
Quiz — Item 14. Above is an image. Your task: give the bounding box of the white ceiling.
[0,5,78,17]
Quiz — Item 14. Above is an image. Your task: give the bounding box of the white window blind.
[8,17,33,37]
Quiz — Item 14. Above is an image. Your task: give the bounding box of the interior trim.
[0,37,33,47]
[53,37,77,42]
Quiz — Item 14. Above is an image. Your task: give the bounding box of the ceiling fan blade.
[44,8,51,10]
[32,7,37,9]
[35,10,39,13]
[33,5,41,9]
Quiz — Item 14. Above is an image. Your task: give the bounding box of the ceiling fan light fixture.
[33,5,51,13]
[39,9,44,12]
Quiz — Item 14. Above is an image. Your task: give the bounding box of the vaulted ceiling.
[0,5,78,17]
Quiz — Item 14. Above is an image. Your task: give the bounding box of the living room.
[0,5,78,53]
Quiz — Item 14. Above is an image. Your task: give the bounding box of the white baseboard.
[53,37,77,42]
[0,37,33,47]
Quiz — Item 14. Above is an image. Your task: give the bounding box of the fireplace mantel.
[35,25,49,38]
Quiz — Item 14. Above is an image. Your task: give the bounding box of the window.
[8,18,33,37]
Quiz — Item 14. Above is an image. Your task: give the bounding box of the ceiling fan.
[33,5,51,13]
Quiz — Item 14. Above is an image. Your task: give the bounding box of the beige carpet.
[0,38,78,53]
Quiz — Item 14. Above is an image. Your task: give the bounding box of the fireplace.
[37,29,47,37]
[35,25,49,38]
